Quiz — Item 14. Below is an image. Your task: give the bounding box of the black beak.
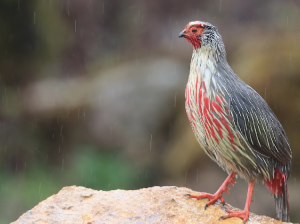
[178,32,185,38]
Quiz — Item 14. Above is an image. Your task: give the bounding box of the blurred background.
[0,0,300,223]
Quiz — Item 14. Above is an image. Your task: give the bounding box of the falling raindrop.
[185,171,187,183]
[75,20,76,32]
[219,0,222,12]
[197,169,199,182]
[174,92,177,107]
[34,12,36,24]
[150,134,152,151]
[60,125,63,137]
[62,159,64,172]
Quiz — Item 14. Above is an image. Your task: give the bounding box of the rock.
[12,186,289,224]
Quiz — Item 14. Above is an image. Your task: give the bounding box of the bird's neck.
[187,45,221,97]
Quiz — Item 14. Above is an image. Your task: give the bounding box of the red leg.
[186,172,237,209]
[219,181,255,224]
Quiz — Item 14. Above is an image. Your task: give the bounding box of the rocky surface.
[13,186,289,224]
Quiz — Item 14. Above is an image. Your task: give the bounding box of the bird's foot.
[186,172,237,209]
[186,192,225,209]
[219,209,249,224]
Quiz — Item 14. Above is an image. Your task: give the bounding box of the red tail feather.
[265,166,290,221]
[264,167,284,195]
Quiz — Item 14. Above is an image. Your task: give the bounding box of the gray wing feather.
[229,84,292,165]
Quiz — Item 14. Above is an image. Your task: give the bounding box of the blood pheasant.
[179,21,292,223]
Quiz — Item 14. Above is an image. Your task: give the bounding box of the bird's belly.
[185,93,226,167]
[185,86,230,149]
[185,83,242,168]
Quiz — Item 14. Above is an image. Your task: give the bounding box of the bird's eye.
[192,28,197,33]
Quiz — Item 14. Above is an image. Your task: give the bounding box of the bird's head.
[179,21,219,50]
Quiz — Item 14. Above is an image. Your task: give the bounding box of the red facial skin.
[180,24,206,49]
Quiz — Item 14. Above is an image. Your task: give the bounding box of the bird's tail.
[265,167,290,222]
[274,175,290,222]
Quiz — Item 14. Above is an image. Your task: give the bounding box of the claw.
[184,194,191,197]
[220,197,225,204]
[204,204,208,210]
[218,216,224,221]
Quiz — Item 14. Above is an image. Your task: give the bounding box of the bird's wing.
[229,84,292,165]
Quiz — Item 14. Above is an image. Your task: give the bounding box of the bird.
[178,21,292,223]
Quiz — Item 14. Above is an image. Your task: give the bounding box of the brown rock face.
[13,186,289,224]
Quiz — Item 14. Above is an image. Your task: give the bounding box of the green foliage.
[70,146,144,191]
